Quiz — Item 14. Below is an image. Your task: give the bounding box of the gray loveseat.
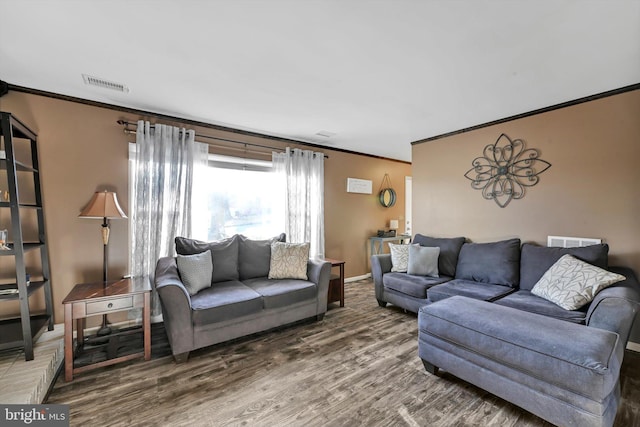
[155,234,331,362]
[371,235,640,427]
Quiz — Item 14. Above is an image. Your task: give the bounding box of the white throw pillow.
[407,245,440,277]
[389,243,418,273]
[268,242,310,280]
[531,254,625,310]
[176,250,213,296]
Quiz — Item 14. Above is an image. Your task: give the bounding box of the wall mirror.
[379,188,396,207]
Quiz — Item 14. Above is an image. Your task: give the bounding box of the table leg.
[339,264,345,307]
[143,292,151,360]
[76,318,84,349]
[64,304,73,382]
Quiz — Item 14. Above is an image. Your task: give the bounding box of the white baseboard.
[627,341,640,353]
[345,273,371,283]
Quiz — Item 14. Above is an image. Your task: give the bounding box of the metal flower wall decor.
[464,134,551,208]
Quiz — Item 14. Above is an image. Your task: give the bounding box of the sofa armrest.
[308,259,331,314]
[154,256,195,355]
[586,266,640,347]
[371,254,392,301]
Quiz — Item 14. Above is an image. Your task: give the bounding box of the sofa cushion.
[243,277,317,309]
[383,273,451,299]
[269,242,310,280]
[455,238,521,287]
[427,279,515,303]
[175,235,239,283]
[412,234,465,277]
[176,250,213,296]
[190,280,262,325]
[418,296,620,403]
[519,243,609,291]
[407,246,440,277]
[493,290,587,324]
[531,255,626,310]
[238,233,286,280]
[389,243,417,273]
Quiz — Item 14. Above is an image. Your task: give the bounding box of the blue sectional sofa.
[371,235,640,427]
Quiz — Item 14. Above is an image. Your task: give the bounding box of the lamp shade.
[389,219,399,229]
[79,190,127,219]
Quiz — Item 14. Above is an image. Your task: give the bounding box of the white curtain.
[272,147,325,258]
[131,120,208,316]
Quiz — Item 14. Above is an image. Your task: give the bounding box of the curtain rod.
[117,120,328,158]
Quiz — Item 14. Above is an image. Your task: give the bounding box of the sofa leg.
[316,313,325,321]
[377,299,387,308]
[422,359,439,375]
[173,352,189,363]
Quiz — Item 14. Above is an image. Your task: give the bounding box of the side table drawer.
[86,296,133,315]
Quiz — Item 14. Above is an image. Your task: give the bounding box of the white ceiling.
[1,0,639,162]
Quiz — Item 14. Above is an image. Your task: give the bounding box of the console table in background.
[368,234,412,255]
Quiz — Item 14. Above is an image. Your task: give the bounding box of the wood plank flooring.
[47,279,640,427]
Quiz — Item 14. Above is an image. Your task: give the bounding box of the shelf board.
[0,314,51,351]
[0,202,42,209]
[0,112,38,140]
[0,243,45,256]
[0,158,38,173]
[0,280,48,301]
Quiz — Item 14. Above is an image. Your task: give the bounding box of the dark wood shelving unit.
[0,111,54,361]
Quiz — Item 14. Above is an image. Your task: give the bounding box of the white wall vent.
[547,235,602,248]
[82,74,129,93]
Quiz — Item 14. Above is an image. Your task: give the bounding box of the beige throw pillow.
[531,254,625,310]
[389,243,418,273]
[268,242,310,280]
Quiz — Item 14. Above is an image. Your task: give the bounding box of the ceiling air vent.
[82,74,129,93]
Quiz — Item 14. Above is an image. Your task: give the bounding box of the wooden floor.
[47,279,640,427]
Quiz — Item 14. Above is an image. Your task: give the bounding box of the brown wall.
[411,88,640,342]
[0,91,410,324]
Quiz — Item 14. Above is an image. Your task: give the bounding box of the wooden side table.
[62,278,151,381]
[324,258,345,307]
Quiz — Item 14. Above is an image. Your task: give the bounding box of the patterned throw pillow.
[389,243,418,273]
[531,254,626,310]
[268,242,310,280]
[176,250,213,296]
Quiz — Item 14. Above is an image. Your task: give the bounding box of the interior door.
[405,176,412,236]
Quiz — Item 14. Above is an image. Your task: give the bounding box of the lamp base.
[96,314,113,336]
[96,325,113,336]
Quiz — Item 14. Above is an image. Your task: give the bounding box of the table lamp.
[79,190,127,335]
[389,219,399,237]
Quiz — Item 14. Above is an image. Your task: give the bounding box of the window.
[192,155,284,241]
[129,145,284,245]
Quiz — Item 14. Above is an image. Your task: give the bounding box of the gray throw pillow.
[412,234,466,277]
[175,235,239,283]
[176,250,213,296]
[407,245,440,277]
[455,238,521,287]
[238,233,286,280]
